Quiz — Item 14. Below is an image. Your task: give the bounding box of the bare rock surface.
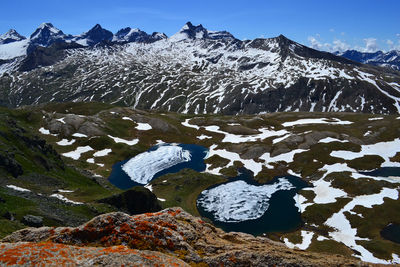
[1,207,375,266]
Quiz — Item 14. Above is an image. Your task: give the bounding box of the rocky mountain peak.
[0,29,26,44]
[170,21,209,41]
[74,24,113,46]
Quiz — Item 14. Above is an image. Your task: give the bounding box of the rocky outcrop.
[1,207,370,266]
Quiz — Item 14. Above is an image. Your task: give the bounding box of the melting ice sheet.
[122,145,191,184]
[197,178,294,222]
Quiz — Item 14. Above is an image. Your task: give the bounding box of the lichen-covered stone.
[1,208,372,266]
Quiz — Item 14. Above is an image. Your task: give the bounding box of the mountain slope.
[0,22,400,114]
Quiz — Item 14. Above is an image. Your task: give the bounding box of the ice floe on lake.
[62,146,93,160]
[122,145,191,184]
[197,178,294,222]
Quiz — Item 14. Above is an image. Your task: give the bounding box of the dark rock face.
[0,196,5,203]
[2,211,15,221]
[99,187,162,215]
[113,28,166,43]
[0,151,23,178]
[19,42,84,72]
[21,215,43,227]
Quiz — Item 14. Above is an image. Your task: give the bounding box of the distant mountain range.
[335,50,400,71]
[0,22,399,114]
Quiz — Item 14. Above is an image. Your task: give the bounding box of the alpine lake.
[108,143,312,235]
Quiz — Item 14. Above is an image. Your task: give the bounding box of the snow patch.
[62,146,93,160]
[72,133,88,138]
[282,118,353,127]
[108,135,139,146]
[93,149,112,157]
[136,123,152,131]
[284,231,314,250]
[181,119,200,130]
[56,139,76,146]
[6,185,30,192]
[330,138,400,167]
[326,188,399,264]
[50,193,83,205]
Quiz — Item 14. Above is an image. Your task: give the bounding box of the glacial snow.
[122,145,191,184]
[197,178,294,222]
[330,138,400,167]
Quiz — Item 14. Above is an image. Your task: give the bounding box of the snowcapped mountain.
[335,50,400,70]
[28,23,69,49]
[170,22,235,42]
[0,29,26,44]
[0,22,400,114]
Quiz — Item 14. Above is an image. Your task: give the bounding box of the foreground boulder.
[1,207,371,266]
[0,242,188,266]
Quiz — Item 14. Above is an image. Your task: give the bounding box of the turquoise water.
[108,144,208,189]
[197,168,309,236]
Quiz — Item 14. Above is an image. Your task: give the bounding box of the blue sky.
[1,0,399,52]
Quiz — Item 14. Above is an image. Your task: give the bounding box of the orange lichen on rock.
[0,242,189,266]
